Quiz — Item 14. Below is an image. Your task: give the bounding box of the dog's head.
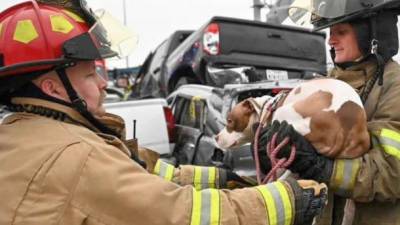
[216,95,273,149]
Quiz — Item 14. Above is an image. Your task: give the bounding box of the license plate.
[266,69,289,80]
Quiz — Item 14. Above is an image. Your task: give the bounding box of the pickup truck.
[132,30,194,98]
[164,16,327,94]
[105,98,173,155]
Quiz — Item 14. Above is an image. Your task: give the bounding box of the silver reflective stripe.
[190,188,221,225]
[154,160,174,181]
[256,182,293,225]
[201,167,210,189]
[200,190,212,225]
[159,160,168,178]
[267,183,286,225]
[337,160,354,195]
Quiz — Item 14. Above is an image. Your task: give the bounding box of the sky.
[0,0,260,69]
[1,1,399,69]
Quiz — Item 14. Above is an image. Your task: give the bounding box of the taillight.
[271,88,292,95]
[163,106,176,143]
[203,23,220,55]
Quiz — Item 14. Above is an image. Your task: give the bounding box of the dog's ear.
[242,100,255,115]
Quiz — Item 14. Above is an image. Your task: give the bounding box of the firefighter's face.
[328,23,363,63]
[66,61,108,116]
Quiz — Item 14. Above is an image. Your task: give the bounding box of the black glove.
[286,178,328,225]
[250,124,272,173]
[255,120,333,183]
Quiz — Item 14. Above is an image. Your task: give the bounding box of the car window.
[173,96,206,130]
[148,39,170,75]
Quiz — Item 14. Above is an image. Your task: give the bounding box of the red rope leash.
[252,92,296,184]
[263,133,296,183]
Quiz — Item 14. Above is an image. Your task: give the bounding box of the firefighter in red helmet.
[0,1,328,225]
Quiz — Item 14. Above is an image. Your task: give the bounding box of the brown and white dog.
[216,78,370,158]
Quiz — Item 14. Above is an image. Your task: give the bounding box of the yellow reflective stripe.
[194,166,203,190]
[62,10,85,22]
[331,159,360,196]
[190,188,221,225]
[165,163,174,181]
[380,129,400,160]
[50,15,74,34]
[154,159,161,175]
[382,128,400,140]
[153,159,174,181]
[13,20,38,44]
[256,182,294,225]
[209,189,220,225]
[275,182,293,225]
[191,189,202,225]
[189,96,202,119]
[208,167,216,189]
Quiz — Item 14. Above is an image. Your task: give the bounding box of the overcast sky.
[0,0,260,68]
[1,1,399,69]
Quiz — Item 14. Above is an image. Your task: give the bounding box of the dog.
[216,78,370,158]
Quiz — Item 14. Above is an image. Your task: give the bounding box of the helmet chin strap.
[360,16,385,104]
[55,66,120,138]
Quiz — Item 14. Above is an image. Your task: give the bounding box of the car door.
[171,95,208,165]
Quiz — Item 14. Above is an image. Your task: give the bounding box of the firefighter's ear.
[33,72,69,102]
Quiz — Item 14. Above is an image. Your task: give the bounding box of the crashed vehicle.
[166,78,307,176]
[137,16,326,98]
[163,16,327,95]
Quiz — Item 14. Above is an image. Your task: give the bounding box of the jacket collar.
[9,97,126,138]
[329,60,377,90]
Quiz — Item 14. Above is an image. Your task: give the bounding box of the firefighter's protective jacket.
[319,59,400,224]
[0,97,305,225]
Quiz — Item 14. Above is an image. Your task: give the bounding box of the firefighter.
[255,0,400,224]
[0,1,327,224]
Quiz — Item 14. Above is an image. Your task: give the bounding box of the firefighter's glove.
[287,178,328,225]
[256,120,333,183]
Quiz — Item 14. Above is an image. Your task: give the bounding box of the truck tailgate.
[214,17,326,73]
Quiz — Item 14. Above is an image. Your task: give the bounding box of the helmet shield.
[63,9,138,60]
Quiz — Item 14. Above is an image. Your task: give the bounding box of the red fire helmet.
[0,0,137,77]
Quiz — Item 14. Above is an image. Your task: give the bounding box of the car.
[132,30,194,98]
[163,16,327,96]
[165,79,306,176]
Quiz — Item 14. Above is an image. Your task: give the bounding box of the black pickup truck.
[163,16,327,95]
[132,30,193,98]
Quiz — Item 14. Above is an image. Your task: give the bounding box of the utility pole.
[122,0,129,68]
[252,0,264,21]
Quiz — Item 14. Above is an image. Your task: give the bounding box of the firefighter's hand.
[256,120,333,183]
[286,178,328,225]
